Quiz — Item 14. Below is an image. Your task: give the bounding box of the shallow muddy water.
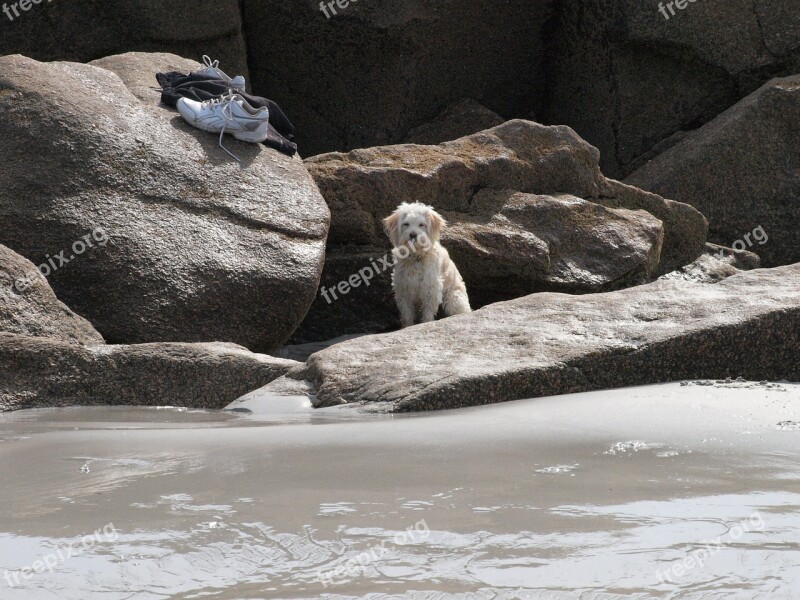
[0,381,798,599]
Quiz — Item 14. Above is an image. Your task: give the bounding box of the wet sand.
[0,381,798,599]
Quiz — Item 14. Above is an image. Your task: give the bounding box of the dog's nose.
[409,232,418,240]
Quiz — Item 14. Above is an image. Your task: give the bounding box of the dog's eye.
[420,223,427,229]
[402,223,409,228]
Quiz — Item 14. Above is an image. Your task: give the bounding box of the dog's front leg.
[420,306,437,323]
[393,264,417,328]
[397,295,417,328]
[419,279,443,324]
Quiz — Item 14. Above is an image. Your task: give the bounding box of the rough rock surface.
[0,53,329,352]
[403,100,506,146]
[541,0,800,177]
[2,1,797,180]
[0,245,103,345]
[443,190,664,305]
[0,334,298,412]
[627,76,800,267]
[308,120,704,269]
[293,120,706,342]
[0,1,248,84]
[255,263,800,412]
[660,244,761,284]
[0,242,297,412]
[242,0,552,156]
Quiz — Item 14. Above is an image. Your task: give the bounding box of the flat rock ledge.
[0,335,298,412]
[236,264,800,412]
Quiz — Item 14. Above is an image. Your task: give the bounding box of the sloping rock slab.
[0,334,297,412]
[0,245,103,345]
[627,75,800,268]
[0,53,329,352]
[660,243,761,284]
[253,264,799,412]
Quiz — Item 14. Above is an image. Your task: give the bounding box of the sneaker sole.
[177,100,269,143]
[231,129,269,143]
[185,120,268,144]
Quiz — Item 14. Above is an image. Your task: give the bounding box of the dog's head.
[383,202,446,253]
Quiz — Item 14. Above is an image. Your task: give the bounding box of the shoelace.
[201,92,242,162]
[202,55,220,71]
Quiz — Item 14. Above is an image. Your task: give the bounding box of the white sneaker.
[196,55,246,92]
[177,93,270,161]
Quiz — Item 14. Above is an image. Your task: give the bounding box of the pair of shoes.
[177,92,270,162]
[197,55,246,92]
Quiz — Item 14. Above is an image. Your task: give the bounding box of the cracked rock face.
[242,0,552,157]
[541,0,800,178]
[248,263,800,412]
[659,243,761,284]
[0,53,329,352]
[627,75,800,268]
[307,120,705,269]
[292,120,705,343]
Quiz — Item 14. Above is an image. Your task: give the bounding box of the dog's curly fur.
[383,202,471,328]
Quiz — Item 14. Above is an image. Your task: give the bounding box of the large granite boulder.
[0,1,248,84]
[627,76,800,267]
[0,53,329,353]
[293,120,706,342]
[0,244,103,345]
[242,0,552,156]
[0,245,297,412]
[240,263,800,413]
[541,0,800,177]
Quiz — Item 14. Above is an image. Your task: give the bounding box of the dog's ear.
[427,208,446,242]
[383,210,402,247]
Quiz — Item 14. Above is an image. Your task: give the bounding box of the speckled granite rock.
[293,120,706,342]
[627,75,800,267]
[0,244,104,345]
[1,238,298,412]
[659,243,761,284]
[542,0,800,177]
[309,120,705,275]
[442,190,664,305]
[0,334,298,412]
[0,53,329,352]
[245,263,799,412]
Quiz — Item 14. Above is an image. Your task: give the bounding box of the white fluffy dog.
[383,202,471,328]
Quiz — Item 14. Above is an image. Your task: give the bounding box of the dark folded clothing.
[157,71,298,156]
